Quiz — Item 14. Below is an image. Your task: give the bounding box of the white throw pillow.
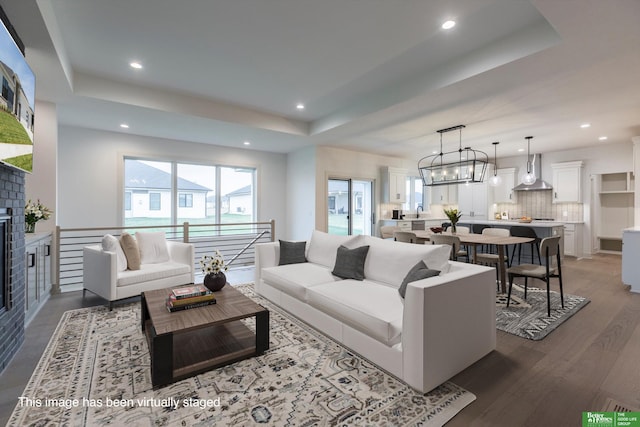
[101,234,127,272]
[306,230,357,269]
[135,231,170,264]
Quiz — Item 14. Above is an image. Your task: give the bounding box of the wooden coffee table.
[141,285,269,388]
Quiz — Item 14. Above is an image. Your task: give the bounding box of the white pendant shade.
[522,172,536,185]
[489,174,503,187]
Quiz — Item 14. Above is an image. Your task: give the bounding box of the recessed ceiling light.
[129,62,143,69]
[243,141,251,146]
[580,123,591,128]
[432,150,438,154]
[599,136,608,141]
[296,103,305,110]
[442,20,456,30]
[517,148,525,152]
[120,123,129,129]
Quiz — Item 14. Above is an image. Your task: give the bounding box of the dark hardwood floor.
[0,258,638,427]
[448,253,640,427]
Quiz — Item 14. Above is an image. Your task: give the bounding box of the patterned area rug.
[496,284,590,340]
[9,284,475,426]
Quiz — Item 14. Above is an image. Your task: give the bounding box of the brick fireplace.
[0,164,26,372]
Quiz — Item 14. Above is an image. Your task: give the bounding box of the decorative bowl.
[430,227,444,234]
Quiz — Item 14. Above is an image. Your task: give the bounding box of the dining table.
[412,230,534,293]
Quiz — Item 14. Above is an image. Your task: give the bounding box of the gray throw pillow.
[279,240,307,265]
[398,261,440,298]
[332,245,370,280]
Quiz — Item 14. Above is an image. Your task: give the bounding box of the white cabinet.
[382,167,407,203]
[24,232,53,325]
[457,182,488,220]
[492,168,516,203]
[563,223,583,258]
[551,161,583,203]
[430,185,458,205]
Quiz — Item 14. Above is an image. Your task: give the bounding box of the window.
[123,158,256,227]
[403,176,426,212]
[179,193,193,208]
[124,192,131,211]
[149,193,161,210]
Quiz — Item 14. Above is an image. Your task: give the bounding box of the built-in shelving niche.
[594,172,634,253]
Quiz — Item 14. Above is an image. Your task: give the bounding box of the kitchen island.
[458,219,566,260]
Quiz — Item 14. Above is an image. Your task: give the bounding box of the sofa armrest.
[167,241,195,282]
[83,245,118,301]
[254,242,279,287]
[402,261,496,393]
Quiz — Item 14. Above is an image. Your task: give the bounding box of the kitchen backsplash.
[495,190,583,222]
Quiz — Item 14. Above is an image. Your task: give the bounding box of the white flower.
[200,252,228,275]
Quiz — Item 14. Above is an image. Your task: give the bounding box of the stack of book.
[166,284,216,312]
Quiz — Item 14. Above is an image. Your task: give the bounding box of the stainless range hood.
[513,154,552,191]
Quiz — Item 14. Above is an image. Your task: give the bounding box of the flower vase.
[25,222,36,233]
[451,224,457,235]
[204,272,226,292]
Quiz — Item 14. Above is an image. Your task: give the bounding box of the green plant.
[25,199,52,228]
[443,208,462,224]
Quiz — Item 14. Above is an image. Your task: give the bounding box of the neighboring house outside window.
[149,192,161,211]
[124,191,131,211]
[179,193,193,208]
[123,159,256,227]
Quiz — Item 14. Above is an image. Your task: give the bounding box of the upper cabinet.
[457,181,488,220]
[551,161,583,203]
[430,184,458,205]
[382,167,407,203]
[492,167,517,203]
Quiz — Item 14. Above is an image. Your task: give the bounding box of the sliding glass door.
[328,178,373,236]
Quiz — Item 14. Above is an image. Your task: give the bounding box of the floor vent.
[603,397,639,413]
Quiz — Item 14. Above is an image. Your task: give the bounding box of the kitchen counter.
[459,219,566,228]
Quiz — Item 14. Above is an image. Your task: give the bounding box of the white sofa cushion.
[347,235,451,288]
[307,280,404,346]
[117,262,191,287]
[306,230,356,269]
[102,234,127,272]
[136,231,170,264]
[262,263,340,301]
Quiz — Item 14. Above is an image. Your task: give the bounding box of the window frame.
[178,192,193,208]
[149,192,161,211]
[122,157,257,226]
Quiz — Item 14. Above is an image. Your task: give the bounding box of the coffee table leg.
[151,330,173,387]
[255,310,269,355]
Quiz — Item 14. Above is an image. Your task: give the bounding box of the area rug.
[496,284,590,341]
[8,284,475,427]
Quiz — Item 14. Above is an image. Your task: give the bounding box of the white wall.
[25,101,57,233]
[286,146,316,240]
[57,126,287,237]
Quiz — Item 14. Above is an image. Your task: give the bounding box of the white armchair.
[83,240,195,310]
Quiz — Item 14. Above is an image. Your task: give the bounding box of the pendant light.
[488,141,502,187]
[418,124,488,186]
[521,136,536,185]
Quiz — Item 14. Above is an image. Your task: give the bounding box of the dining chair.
[475,228,510,286]
[380,225,401,239]
[506,235,564,317]
[430,234,468,262]
[393,231,418,244]
[509,225,541,265]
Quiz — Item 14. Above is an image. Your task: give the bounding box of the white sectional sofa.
[255,230,496,393]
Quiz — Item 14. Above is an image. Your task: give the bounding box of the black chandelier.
[418,125,488,186]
